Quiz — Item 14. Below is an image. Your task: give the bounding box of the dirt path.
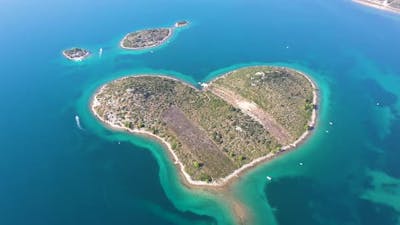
[207,85,292,145]
[162,106,236,178]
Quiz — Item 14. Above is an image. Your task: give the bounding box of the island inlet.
[91,66,318,186]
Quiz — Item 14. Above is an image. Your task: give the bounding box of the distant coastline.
[352,0,400,14]
[90,66,319,189]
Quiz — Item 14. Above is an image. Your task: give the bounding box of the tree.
[171,141,178,150]
[238,155,246,161]
[193,161,200,169]
[199,174,212,182]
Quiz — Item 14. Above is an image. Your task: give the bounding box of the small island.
[62,48,90,61]
[120,21,189,50]
[353,0,400,13]
[175,20,189,28]
[91,66,318,186]
[120,28,173,50]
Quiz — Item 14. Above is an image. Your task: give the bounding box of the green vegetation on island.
[62,48,90,61]
[209,66,315,144]
[120,21,189,50]
[120,28,172,50]
[92,66,317,183]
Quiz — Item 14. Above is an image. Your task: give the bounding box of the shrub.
[199,173,212,182]
[193,161,200,169]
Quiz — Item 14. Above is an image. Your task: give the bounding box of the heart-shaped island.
[91,66,318,186]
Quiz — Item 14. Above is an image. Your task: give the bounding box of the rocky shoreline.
[90,66,319,187]
[62,48,90,61]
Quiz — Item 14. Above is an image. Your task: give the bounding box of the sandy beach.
[90,68,319,189]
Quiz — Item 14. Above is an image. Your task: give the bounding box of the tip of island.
[120,21,189,50]
[174,20,189,28]
[91,66,318,187]
[62,47,90,61]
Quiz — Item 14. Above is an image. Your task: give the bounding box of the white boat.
[99,48,103,57]
[266,176,272,181]
[75,115,83,130]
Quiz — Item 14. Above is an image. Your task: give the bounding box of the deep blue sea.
[1,0,400,224]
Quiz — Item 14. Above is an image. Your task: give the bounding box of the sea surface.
[1,0,400,224]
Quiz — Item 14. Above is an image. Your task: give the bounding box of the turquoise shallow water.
[1,0,400,224]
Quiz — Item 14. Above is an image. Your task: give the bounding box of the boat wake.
[75,115,84,130]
